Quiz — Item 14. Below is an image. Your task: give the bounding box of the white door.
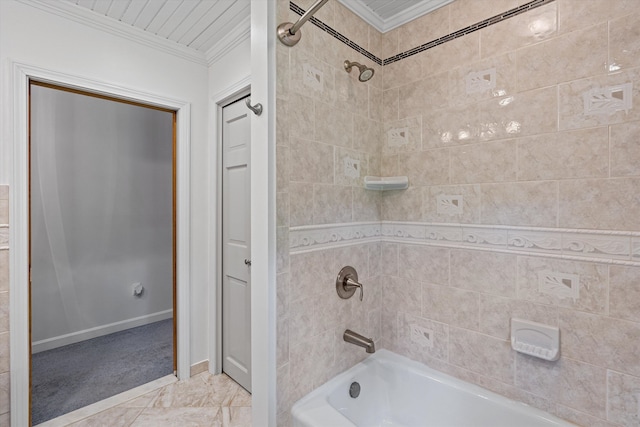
[222,96,251,391]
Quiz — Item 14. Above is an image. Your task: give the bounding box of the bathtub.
[292,349,575,427]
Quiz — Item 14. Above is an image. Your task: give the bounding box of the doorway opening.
[28,81,176,424]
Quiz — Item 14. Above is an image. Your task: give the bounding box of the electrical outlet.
[132,282,144,297]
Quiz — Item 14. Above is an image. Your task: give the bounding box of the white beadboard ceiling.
[20,0,251,65]
[338,0,454,33]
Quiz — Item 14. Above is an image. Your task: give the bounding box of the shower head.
[344,60,375,82]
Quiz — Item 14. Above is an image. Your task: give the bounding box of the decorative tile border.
[289,0,555,66]
[290,221,640,266]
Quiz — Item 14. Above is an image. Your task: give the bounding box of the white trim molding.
[291,221,640,266]
[9,61,192,426]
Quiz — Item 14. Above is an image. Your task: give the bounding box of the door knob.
[244,259,252,266]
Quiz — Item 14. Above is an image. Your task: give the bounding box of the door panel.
[222,96,251,391]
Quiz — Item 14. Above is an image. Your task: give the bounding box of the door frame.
[209,76,250,375]
[9,62,192,426]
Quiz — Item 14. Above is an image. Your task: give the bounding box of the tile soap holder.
[510,318,560,361]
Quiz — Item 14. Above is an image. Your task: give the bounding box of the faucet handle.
[345,277,363,301]
[336,266,364,301]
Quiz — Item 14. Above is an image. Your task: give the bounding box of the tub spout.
[344,329,375,353]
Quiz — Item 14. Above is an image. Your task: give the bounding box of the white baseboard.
[32,309,174,353]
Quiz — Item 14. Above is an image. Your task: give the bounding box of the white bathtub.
[292,349,575,427]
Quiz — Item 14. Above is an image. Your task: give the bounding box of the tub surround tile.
[422,283,480,331]
[289,329,335,392]
[314,101,353,148]
[609,12,640,72]
[287,93,315,141]
[397,244,449,285]
[450,0,518,34]
[450,52,517,107]
[480,2,557,59]
[422,184,481,224]
[558,0,638,35]
[419,33,480,79]
[421,103,480,149]
[397,313,449,364]
[607,370,640,426]
[397,5,450,54]
[383,116,421,154]
[0,251,8,293]
[609,266,640,323]
[381,187,422,221]
[516,23,608,92]
[352,187,381,222]
[450,139,517,184]
[398,72,449,119]
[480,181,558,227]
[313,184,352,225]
[479,294,558,340]
[517,127,609,181]
[610,120,640,177]
[450,250,517,296]
[517,256,608,314]
[449,327,514,384]
[515,354,607,419]
[0,372,8,419]
[399,149,450,187]
[560,310,640,377]
[559,177,640,230]
[289,138,333,184]
[553,405,623,427]
[383,54,422,90]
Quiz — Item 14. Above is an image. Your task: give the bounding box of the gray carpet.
[31,319,174,425]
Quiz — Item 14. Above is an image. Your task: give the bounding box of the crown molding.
[205,15,251,66]
[16,0,208,66]
[337,0,454,33]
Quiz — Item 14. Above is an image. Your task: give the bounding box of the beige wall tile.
[381,243,398,277]
[315,101,353,148]
[294,0,334,28]
[610,12,640,72]
[422,104,480,149]
[288,93,315,142]
[559,177,640,230]
[450,140,517,184]
[398,72,449,119]
[476,86,558,141]
[277,272,290,321]
[517,24,608,92]
[397,313,449,363]
[450,0,518,31]
[290,48,336,105]
[383,88,399,122]
[517,127,609,181]
[422,184,481,224]
[515,354,607,419]
[353,115,382,154]
[610,120,640,177]
[369,28,382,60]
[289,295,320,346]
[289,250,335,302]
[0,251,8,293]
[334,2,370,51]
[276,192,289,228]
[479,294,558,340]
[313,184,352,224]
[480,2,557,59]
[336,67,370,117]
[352,188,381,222]
[558,67,640,131]
[383,275,422,319]
[397,5,450,53]
[552,405,621,427]
[0,333,8,373]
[276,145,289,192]
[276,46,290,100]
[517,256,608,314]
[383,116,421,154]
[450,52,517,107]
[449,327,514,384]
[609,266,640,323]
[420,33,480,79]
[397,244,449,285]
[0,372,8,417]
[277,226,289,274]
[368,85,383,122]
[481,181,558,227]
[313,28,353,77]
[289,182,313,227]
[450,250,517,296]
[381,187,422,221]
[276,99,289,146]
[383,54,422,90]
[0,293,8,334]
[560,309,640,377]
[334,147,367,187]
[289,138,334,184]
[607,370,640,426]
[398,149,449,187]
[0,187,7,200]
[558,0,637,35]
[422,283,480,330]
[382,28,399,59]
[381,154,398,177]
[289,329,335,392]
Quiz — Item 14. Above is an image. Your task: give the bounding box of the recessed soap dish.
[510,318,560,361]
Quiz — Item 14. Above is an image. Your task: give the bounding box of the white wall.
[30,85,174,348]
[0,0,209,365]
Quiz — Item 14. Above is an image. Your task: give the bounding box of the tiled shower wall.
[0,185,9,424]
[379,0,640,426]
[275,0,384,424]
[277,0,640,426]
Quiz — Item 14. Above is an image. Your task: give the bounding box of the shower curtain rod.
[277,0,330,46]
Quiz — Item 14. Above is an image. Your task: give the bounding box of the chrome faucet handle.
[345,277,363,301]
[336,266,364,301]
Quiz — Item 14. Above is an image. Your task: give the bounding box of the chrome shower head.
[344,60,375,82]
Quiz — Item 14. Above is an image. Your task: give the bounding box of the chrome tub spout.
[343,329,375,353]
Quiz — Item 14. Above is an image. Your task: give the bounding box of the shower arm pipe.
[277,0,329,46]
[289,0,329,35]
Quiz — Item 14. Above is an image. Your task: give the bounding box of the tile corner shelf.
[364,176,409,191]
